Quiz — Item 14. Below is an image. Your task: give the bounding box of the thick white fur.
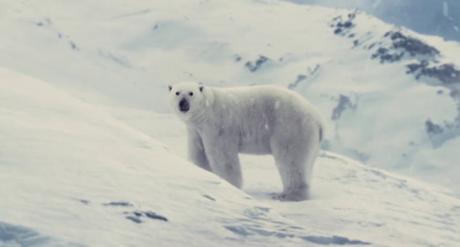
[169,82,324,201]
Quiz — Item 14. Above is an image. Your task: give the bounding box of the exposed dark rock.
[426,119,443,135]
[288,65,320,90]
[420,64,460,84]
[406,60,430,78]
[332,95,356,120]
[371,47,404,63]
[331,11,357,36]
[333,12,441,65]
[79,199,90,205]
[103,201,134,207]
[202,194,216,201]
[225,224,371,245]
[69,41,79,51]
[295,74,307,83]
[126,216,143,224]
[35,18,52,27]
[0,221,82,246]
[301,235,371,245]
[388,31,439,57]
[425,117,460,148]
[234,55,242,62]
[245,55,270,72]
[353,40,359,47]
[371,31,439,63]
[144,211,168,222]
[330,11,460,146]
[407,61,460,84]
[133,211,143,217]
[342,21,353,28]
[289,74,307,90]
[124,210,168,224]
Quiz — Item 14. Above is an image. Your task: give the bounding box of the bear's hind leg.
[271,136,319,201]
[272,156,309,201]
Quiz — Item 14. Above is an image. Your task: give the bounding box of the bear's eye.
[175,91,180,96]
[189,92,194,96]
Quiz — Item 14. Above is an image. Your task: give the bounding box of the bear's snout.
[179,98,190,113]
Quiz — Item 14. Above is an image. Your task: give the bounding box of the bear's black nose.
[179,98,190,112]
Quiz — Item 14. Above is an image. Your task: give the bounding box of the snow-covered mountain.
[287,0,460,42]
[1,0,459,192]
[1,0,460,246]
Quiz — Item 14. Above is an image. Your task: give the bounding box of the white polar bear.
[168,82,324,201]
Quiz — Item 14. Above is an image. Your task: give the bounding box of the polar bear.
[168,82,324,201]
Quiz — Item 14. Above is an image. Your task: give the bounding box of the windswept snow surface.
[1,67,460,246]
[1,0,459,192]
[1,0,460,246]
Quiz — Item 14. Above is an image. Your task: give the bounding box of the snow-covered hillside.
[287,0,460,42]
[1,0,459,193]
[1,0,460,246]
[2,66,460,246]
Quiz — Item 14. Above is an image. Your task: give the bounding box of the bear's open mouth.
[179,98,190,113]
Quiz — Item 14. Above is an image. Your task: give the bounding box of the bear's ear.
[199,85,204,92]
[168,85,173,91]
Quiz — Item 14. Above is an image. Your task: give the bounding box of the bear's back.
[210,85,323,153]
[213,85,318,121]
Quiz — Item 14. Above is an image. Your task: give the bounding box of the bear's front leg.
[201,133,242,189]
[187,128,211,172]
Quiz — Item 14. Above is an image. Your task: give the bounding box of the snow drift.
[1,0,460,245]
[1,67,460,246]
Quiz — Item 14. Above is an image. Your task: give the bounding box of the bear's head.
[168,82,209,123]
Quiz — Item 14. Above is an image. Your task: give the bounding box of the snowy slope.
[2,0,458,191]
[0,67,352,247]
[1,0,460,246]
[1,67,460,246]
